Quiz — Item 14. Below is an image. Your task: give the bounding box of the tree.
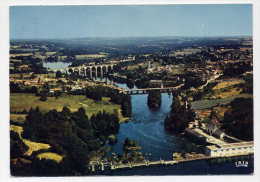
[31,86,38,94]
[56,71,62,78]
[222,98,253,140]
[10,131,28,158]
[39,94,47,102]
[19,98,122,176]
[62,106,71,116]
[164,95,195,134]
[147,90,161,109]
[54,91,62,99]
[10,82,21,93]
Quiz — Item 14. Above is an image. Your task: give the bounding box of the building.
[147,61,153,73]
[149,80,163,88]
[205,141,254,157]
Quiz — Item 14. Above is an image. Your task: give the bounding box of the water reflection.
[109,93,197,160]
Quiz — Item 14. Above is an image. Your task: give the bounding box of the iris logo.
[235,161,248,167]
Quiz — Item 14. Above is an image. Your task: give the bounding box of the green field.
[75,54,108,60]
[10,93,122,118]
[191,94,252,110]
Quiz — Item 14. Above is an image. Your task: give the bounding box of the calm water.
[43,62,72,70]
[109,93,197,161]
[106,83,253,175]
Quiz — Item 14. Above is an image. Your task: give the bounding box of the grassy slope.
[204,79,245,99]
[192,78,252,110]
[191,93,252,110]
[10,93,122,118]
[10,124,62,162]
[10,114,26,123]
[212,80,244,90]
[36,152,63,163]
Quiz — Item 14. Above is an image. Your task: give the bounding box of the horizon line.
[10,35,252,41]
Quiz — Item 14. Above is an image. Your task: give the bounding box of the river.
[43,62,254,175]
[108,93,199,160]
[107,86,253,175]
[43,61,72,70]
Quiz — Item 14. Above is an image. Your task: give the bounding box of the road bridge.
[120,84,184,95]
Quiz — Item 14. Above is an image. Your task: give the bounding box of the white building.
[205,141,254,157]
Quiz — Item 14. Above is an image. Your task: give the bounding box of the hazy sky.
[10,4,252,39]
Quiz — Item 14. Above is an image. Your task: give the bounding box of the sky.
[10,4,252,39]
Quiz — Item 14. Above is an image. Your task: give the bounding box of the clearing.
[10,93,128,122]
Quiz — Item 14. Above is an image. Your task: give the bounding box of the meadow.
[75,54,108,60]
[191,93,252,110]
[10,93,121,117]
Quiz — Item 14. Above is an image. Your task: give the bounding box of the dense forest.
[222,97,253,140]
[164,94,196,134]
[11,107,120,176]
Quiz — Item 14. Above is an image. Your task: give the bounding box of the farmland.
[75,53,108,60]
[10,93,121,116]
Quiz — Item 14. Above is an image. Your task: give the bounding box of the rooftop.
[207,141,254,151]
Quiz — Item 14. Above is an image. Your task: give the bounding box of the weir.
[88,153,253,172]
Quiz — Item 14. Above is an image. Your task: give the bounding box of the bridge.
[55,63,116,79]
[120,84,184,95]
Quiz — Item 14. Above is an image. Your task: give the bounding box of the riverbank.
[119,116,130,123]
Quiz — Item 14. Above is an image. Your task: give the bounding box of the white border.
[1,0,260,182]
